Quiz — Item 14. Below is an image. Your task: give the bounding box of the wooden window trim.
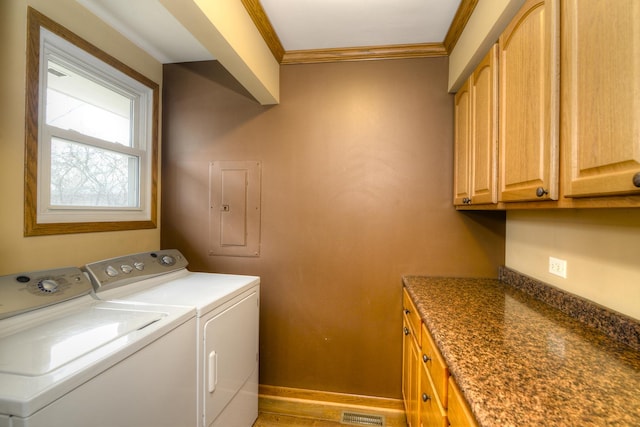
[24,7,159,236]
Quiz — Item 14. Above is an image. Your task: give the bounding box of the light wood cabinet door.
[448,377,478,427]
[454,45,498,207]
[498,0,559,202]
[561,0,640,197]
[421,324,449,408]
[402,318,412,411]
[408,334,420,427]
[453,80,471,205]
[470,45,499,205]
[402,294,421,427]
[419,362,447,427]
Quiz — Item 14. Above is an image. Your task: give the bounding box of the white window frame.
[24,8,158,236]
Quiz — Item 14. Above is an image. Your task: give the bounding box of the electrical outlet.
[549,257,567,278]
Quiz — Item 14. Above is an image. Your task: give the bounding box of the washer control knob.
[134,262,145,271]
[121,264,133,274]
[160,255,176,266]
[106,265,119,277]
[38,279,59,293]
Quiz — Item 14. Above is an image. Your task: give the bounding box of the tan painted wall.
[161,58,506,398]
[0,0,162,274]
[506,210,640,320]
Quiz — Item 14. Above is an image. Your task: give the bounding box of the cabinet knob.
[633,172,640,188]
[404,309,410,315]
[535,187,548,197]
[404,327,410,336]
[422,393,430,402]
[462,197,471,204]
[422,354,431,363]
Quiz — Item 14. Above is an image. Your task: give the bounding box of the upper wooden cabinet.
[561,0,640,198]
[498,0,559,202]
[454,0,640,209]
[470,46,499,205]
[453,45,498,206]
[453,80,471,205]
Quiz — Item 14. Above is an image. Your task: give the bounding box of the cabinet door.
[421,324,449,408]
[402,317,420,427]
[498,0,559,202]
[561,0,640,197]
[470,45,499,204]
[419,362,447,427]
[408,331,421,427]
[402,318,413,410]
[448,377,478,427]
[453,79,471,205]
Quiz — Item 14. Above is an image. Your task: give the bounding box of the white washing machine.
[0,266,197,427]
[85,249,260,427]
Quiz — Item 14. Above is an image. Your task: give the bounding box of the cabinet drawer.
[419,360,447,427]
[402,288,421,347]
[448,377,478,427]
[421,323,449,407]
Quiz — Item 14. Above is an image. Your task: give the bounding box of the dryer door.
[203,289,259,427]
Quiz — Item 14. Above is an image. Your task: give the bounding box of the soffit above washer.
[76,0,214,63]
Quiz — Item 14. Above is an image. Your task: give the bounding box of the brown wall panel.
[161,58,505,399]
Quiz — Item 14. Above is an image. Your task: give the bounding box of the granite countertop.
[403,274,640,427]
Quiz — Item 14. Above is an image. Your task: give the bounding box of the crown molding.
[241,0,478,64]
[281,43,448,65]
[240,0,285,62]
[444,0,479,53]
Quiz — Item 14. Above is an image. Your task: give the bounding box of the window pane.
[46,60,132,146]
[50,137,139,208]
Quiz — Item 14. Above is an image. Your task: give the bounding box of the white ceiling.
[77,0,214,63]
[77,0,462,64]
[260,0,461,51]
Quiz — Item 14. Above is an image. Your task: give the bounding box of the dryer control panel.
[84,249,189,293]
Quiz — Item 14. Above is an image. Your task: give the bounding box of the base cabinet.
[402,288,477,427]
[448,378,478,427]
[419,363,447,427]
[402,289,421,427]
[403,317,420,427]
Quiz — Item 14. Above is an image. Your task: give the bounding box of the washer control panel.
[84,249,188,293]
[0,267,92,320]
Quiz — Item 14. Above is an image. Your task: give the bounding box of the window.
[24,8,158,236]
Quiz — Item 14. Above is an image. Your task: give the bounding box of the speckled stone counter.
[403,272,640,427]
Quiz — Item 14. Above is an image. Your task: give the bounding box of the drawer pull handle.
[422,393,430,402]
[422,354,430,363]
[633,172,640,188]
[404,327,410,336]
[536,187,548,197]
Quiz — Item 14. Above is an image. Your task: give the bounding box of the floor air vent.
[341,411,385,426]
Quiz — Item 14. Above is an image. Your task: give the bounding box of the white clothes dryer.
[85,250,260,427]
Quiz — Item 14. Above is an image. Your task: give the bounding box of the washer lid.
[0,307,164,376]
